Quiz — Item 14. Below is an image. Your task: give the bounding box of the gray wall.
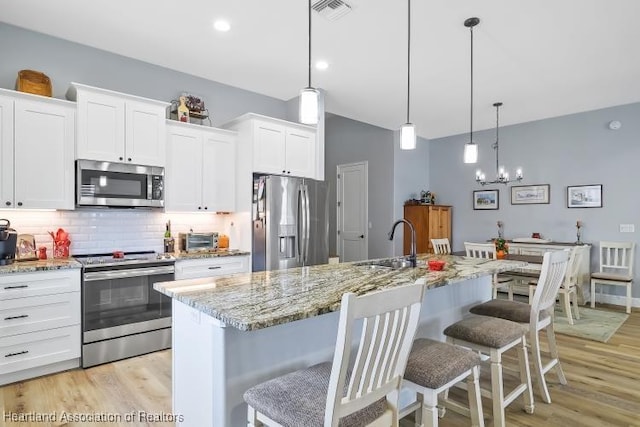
[429,102,640,301]
[324,115,395,259]
[0,23,287,125]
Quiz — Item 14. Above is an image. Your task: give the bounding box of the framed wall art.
[567,184,602,208]
[511,184,550,205]
[473,190,499,210]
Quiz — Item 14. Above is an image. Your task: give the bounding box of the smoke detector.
[312,0,352,21]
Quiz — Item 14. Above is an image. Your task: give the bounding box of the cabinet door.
[125,101,166,167]
[0,96,13,208]
[166,126,203,212]
[404,206,430,255]
[76,91,125,162]
[14,100,75,209]
[202,130,236,212]
[429,206,451,240]
[253,121,286,174]
[285,128,316,178]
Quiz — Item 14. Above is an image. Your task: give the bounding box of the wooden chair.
[469,249,570,404]
[591,241,635,314]
[431,238,451,255]
[244,284,424,427]
[464,242,514,300]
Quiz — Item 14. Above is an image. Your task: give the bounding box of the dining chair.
[469,249,570,404]
[431,238,451,255]
[464,242,514,300]
[244,284,424,427]
[591,241,635,314]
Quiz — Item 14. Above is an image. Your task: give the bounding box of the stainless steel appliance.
[0,219,17,265]
[76,251,175,367]
[178,232,218,252]
[252,175,329,271]
[76,160,164,208]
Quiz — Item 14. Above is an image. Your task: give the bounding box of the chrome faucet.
[388,219,416,267]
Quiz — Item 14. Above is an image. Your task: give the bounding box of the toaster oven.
[179,232,218,252]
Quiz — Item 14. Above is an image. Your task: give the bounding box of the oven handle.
[83,266,175,282]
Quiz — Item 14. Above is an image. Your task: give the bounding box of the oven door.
[76,159,164,208]
[82,265,174,344]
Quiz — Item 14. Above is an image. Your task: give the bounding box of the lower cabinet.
[175,255,250,280]
[0,269,81,385]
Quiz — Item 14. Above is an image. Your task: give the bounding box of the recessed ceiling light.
[213,20,231,32]
[315,61,329,70]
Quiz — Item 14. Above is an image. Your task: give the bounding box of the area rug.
[553,307,628,343]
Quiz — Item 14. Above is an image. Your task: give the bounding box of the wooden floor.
[2,304,639,427]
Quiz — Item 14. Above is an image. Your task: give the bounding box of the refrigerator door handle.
[304,184,311,263]
[301,184,308,262]
[297,185,303,262]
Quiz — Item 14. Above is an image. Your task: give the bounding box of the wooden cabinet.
[175,255,250,280]
[68,83,169,167]
[403,205,452,255]
[0,89,75,210]
[166,122,237,212]
[0,269,81,385]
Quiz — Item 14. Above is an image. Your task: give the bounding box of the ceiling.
[2,0,640,139]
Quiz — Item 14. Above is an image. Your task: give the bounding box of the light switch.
[368,222,372,229]
[619,224,635,233]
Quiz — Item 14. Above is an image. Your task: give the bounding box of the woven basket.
[16,70,52,97]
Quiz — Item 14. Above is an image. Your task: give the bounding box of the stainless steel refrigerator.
[252,174,329,271]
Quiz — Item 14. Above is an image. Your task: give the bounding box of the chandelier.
[475,102,523,185]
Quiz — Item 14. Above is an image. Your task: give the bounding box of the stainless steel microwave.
[76,160,164,208]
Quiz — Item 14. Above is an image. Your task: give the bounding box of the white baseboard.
[593,293,639,309]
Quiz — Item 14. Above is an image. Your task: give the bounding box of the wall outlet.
[619,224,635,233]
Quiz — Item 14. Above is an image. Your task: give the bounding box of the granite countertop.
[173,249,251,260]
[0,258,82,274]
[154,254,526,332]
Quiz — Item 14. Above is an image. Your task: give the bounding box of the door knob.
[359,235,364,238]
[4,201,10,206]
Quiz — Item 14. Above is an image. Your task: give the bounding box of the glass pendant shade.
[463,142,478,163]
[299,87,319,125]
[400,123,416,150]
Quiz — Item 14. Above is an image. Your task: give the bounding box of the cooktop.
[74,251,175,268]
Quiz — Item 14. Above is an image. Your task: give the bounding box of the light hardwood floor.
[2,305,639,427]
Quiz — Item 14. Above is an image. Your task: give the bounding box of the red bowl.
[428,260,445,271]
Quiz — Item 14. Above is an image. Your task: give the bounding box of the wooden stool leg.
[518,336,535,414]
[572,291,580,320]
[422,391,438,427]
[562,293,574,325]
[590,280,596,309]
[490,348,506,427]
[248,405,264,427]
[414,392,424,427]
[467,365,485,427]
[546,323,567,385]
[530,328,551,404]
[626,283,632,314]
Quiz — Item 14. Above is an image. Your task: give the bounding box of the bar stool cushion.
[444,315,524,348]
[405,338,481,389]
[591,272,632,282]
[469,299,550,324]
[243,362,387,427]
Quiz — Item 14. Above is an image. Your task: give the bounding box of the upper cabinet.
[165,121,236,212]
[67,83,169,167]
[0,89,75,210]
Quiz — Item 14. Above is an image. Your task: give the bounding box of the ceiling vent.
[312,0,352,21]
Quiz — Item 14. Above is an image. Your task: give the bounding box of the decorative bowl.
[428,260,445,271]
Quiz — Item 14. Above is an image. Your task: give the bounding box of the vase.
[496,250,506,259]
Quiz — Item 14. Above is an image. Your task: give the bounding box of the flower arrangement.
[494,221,508,258]
[576,220,583,244]
[420,190,436,204]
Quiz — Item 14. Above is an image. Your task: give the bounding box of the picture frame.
[473,190,499,210]
[567,184,603,208]
[15,233,37,261]
[511,184,550,205]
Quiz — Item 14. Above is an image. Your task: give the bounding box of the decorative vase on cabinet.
[403,205,452,255]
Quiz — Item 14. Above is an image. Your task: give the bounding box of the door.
[285,128,315,178]
[14,100,74,209]
[253,121,285,175]
[337,162,368,262]
[166,125,202,211]
[125,100,166,166]
[76,91,125,162]
[202,130,235,212]
[0,96,13,208]
[303,179,329,266]
[264,175,303,271]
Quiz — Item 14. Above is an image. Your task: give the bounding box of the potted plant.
[494,238,509,259]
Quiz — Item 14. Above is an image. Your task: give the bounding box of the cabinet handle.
[5,201,10,206]
[204,207,208,210]
[17,202,23,206]
[119,157,123,161]
[128,158,132,162]
[282,170,286,173]
[198,207,202,210]
[208,266,222,270]
[5,350,28,358]
[4,285,28,289]
[4,314,29,320]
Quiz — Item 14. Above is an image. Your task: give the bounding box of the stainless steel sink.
[355,257,415,270]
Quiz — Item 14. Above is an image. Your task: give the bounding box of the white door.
[202,129,235,212]
[337,162,368,262]
[166,125,202,212]
[285,128,315,178]
[0,96,14,208]
[125,101,166,166]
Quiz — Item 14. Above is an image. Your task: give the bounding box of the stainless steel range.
[75,251,175,368]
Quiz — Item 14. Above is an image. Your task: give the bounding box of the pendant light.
[299,0,319,125]
[475,102,523,185]
[400,0,416,150]
[463,17,479,163]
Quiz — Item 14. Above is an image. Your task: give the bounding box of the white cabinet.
[166,122,237,212]
[0,89,75,210]
[67,83,169,167]
[175,255,250,280]
[0,269,81,385]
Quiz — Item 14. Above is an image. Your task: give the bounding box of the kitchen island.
[155,254,525,427]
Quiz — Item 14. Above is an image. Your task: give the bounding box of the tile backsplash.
[2,210,242,255]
